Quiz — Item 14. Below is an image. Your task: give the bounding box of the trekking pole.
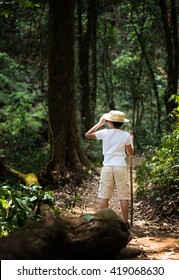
[129,155,133,228]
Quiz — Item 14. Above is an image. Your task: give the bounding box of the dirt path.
[61,155,179,260]
[79,182,179,259]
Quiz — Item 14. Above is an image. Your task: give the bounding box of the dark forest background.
[0,0,178,235]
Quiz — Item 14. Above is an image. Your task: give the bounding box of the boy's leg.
[113,167,130,223]
[100,198,109,208]
[98,167,113,209]
[120,200,129,223]
[120,200,133,238]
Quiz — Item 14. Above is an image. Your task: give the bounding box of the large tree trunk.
[158,0,179,120]
[47,0,90,177]
[0,209,133,260]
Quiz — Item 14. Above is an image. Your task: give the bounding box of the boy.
[85,110,134,225]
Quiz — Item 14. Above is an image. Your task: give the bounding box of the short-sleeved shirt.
[95,128,132,166]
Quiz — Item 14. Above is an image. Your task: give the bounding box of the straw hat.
[103,110,129,123]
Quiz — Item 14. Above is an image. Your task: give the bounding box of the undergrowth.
[135,97,179,219]
[0,182,55,236]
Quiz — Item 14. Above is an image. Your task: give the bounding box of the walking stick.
[129,155,133,228]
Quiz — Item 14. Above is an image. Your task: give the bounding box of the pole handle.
[129,155,132,168]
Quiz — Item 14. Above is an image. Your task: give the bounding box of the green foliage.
[113,50,140,78]
[136,99,179,200]
[82,139,103,167]
[95,1,169,150]
[0,99,49,172]
[0,52,49,172]
[0,1,178,176]
[17,0,40,8]
[0,182,55,236]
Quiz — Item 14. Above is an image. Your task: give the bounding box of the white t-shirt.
[95,128,132,166]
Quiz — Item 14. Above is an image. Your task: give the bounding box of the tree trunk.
[158,0,179,120]
[77,0,98,134]
[90,0,98,126]
[47,0,90,177]
[100,20,115,110]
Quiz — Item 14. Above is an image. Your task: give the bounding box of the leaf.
[42,192,54,201]
[83,214,95,222]
[155,197,162,201]
[30,196,38,202]
[0,199,9,209]
[15,198,31,212]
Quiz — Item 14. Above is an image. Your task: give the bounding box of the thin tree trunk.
[77,0,98,133]
[90,0,98,125]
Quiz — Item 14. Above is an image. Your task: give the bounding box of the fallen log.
[118,247,144,259]
[0,155,39,186]
[0,208,132,260]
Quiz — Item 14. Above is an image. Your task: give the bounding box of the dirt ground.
[59,155,179,260]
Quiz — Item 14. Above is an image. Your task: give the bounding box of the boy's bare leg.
[100,198,109,209]
[120,200,129,223]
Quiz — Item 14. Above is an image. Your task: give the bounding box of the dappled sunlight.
[129,235,179,260]
[55,155,179,260]
[67,155,179,260]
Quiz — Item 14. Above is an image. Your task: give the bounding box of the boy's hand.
[99,116,107,126]
[85,116,106,139]
[129,130,134,142]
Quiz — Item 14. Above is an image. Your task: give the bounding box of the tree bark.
[47,0,90,176]
[77,0,98,134]
[158,0,179,119]
[0,209,132,260]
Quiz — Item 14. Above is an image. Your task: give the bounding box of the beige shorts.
[98,166,130,200]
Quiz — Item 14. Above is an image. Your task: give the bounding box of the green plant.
[0,183,55,236]
[0,52,49,173]
[136,97,179,200]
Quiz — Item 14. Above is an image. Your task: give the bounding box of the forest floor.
[57,155,179,260]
